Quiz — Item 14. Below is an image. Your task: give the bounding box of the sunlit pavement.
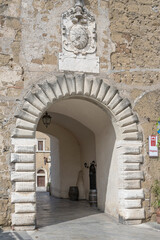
[1,192,160,240]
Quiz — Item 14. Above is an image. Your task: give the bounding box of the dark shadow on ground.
[0,227,33,240]
[36,192,102,228]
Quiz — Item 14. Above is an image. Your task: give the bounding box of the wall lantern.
[42,112,52,128]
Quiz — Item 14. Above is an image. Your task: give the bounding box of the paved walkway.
[1,192,160,240]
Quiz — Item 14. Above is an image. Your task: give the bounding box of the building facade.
[0,0,160,230]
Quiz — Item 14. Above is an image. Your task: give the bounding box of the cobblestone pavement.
[1,192,160,240]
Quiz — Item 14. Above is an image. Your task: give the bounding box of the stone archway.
[11,74,144,230]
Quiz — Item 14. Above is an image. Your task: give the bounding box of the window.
[37,139,45,152]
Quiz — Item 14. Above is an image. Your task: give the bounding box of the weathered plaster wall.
[0,0,160,226]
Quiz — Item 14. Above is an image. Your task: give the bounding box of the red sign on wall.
[151,136,156,146]
[149,135,158,157]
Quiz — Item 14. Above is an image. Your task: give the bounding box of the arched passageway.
[11,74,144,230]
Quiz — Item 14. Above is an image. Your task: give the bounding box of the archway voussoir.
[16,118,36,131]
[51,81,63,99]
[24,92,46,112]
[122,132,141,140]
[64,74,76,95]
[83,76,93,96]
[122,123,138,133]
[40,82,57,102]
[97,82,109,101]
[119,115,138,127]
[113,98,131,115]
[75,74,85,95]
[35,88,50,106]
[107,93,122,110]
[102,86,117,106]
[23,101,41,117]
[15,110,38,124]
[57,75,70,96]
[116,107,133,121]
[90,78,102,98]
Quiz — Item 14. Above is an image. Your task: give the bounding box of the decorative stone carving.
[59,0,99,73]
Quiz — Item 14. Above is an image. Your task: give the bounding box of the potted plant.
[152,180,160,224]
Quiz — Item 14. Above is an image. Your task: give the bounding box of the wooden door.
[37,176,45,187]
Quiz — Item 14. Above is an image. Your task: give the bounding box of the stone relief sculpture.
[59,0,99,73]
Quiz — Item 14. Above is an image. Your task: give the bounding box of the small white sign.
[149,135,158,157]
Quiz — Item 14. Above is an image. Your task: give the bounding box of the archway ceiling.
[48,98,112,135]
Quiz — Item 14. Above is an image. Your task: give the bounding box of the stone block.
[12,213,36,225]
[84,77,92,95]
[23,101,41,117]
[24,92,46,111]
[124,200,142,209]
[122,123,138,133]
[122,132,140,140]
[11,138,37,146]
[90,78,102,98]
[57,75,69,96]
[15,145,35,153]
[52,81,63,98]
[15,203,36,213]
[119,115,138,127]
[120,189,144,199]
[15,163,35,171]
[36,88,50,106]
[119,155,143,163]
[116,107,132,121]
[123,163,140,171]
[123,180,141,189]
[97,82,109,101]
[120,208,145,220]
[11,153,35,163]
[102,86,117,105]
[59,53,99,73]
[11,192,36,203]
[65,75,76,95]
[108,93,122,110]
[14,110,38,124]
[113,98,130,115]
[16,118,36,131]
[123,171,144,180]
[75,74,85,95]
[38,81,57,102]
[120,146,140,155]
[13,226,36,231]
[12,128,35,138]
[11,172,35,182]
[15,182,35,192]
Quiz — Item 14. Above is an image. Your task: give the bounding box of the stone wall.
[0,0,160,226]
